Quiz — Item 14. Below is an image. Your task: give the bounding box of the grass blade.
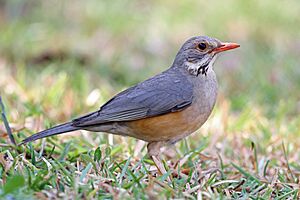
[0,96,16,145]
[231,162,260,184]
[80,162,92,183]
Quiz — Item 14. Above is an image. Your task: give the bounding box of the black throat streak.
[196,63,209,77]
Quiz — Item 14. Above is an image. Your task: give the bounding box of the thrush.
[22,36,239,175]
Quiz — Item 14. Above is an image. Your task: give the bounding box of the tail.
[21,122,79,145]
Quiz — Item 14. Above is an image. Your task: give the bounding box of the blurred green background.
[0,0,300,199]
[1,0,300,115]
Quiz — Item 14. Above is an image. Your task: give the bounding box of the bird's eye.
[197,42,207,51]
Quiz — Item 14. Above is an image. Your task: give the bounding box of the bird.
[22,36,239,175]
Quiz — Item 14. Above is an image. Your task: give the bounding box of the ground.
[0,1,299,199]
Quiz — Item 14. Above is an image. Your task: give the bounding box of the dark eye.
[198,42,207,50]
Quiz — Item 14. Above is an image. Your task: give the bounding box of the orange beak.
[213,42,240,53]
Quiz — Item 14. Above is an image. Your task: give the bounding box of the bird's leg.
[147,141,171,182]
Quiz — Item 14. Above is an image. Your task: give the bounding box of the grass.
[0,0,300,199]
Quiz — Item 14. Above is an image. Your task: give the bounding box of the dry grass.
[0,65,299,199]
[0,1,300,199]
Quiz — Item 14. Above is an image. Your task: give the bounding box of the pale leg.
[147,141,171,182]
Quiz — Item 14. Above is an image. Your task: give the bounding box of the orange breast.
[124,102,212,143]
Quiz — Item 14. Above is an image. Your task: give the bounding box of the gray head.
[172,36,240,76]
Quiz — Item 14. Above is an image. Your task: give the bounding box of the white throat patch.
[185,55,217,76]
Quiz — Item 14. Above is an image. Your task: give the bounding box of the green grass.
[0,0,300,199]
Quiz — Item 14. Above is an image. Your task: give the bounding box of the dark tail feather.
[21,122,79,145]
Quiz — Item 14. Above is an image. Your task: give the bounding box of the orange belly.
[124,103,212,143]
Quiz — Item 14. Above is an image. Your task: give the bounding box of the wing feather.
[73,69,194,127]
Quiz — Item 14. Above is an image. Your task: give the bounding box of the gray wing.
[73,69,194,126]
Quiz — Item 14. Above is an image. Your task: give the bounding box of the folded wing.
[73,69,194,127]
